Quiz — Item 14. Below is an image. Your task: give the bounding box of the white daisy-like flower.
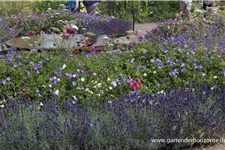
[153,71,157,74]
[53,76,57,80]
[77,69,80,72]
[81,78,85,82]
[0,104,4,108]
[202,73,206,77]
[62,64,66,70]
[93,73,96,76]
[54,89,59,96]
[97,83,101,88]
[48,84,52,88]
[57,78,60,81]
[107,78,111,81]
[111,81,117,87]
[109,86,113,90]
[213,76,217,79]
[143,73,147,76]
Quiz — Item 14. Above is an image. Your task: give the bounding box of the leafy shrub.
[0,1,33,17]
[0,83,225,150]
[98,1,180,23]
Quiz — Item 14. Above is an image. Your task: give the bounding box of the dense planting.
[1,2,225,149]
[1,83,225,150]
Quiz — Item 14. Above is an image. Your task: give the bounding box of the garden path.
[134,22,158,34]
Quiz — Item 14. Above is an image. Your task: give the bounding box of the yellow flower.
[35,8,39,12]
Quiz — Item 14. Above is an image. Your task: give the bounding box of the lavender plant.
[0,83,225,150]
[0,17,22,46]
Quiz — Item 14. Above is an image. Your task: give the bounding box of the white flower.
[160,90,164,94]
[107,78,111,81]
[153,71,157,74]
[53,76,57,80]
[42,85,46,88]
[108,100,112,104]
[109,86,113,90]
[54,89,59,95]
[97,83,101,88]
[21,37,31,40]
[48,84,52,88]
[57,78,61,81]
[62,64,66,70]
[81,78,85,82]
[143,73,147,76]
[111,81,117,87]
[211,87,215,90]
[213,76,217,79]
[93,73,96,76]
[71,25,79,30]
[77,69,80,72]
[202,73,206,77]
[0,104,4,108]
[102,36,109,40]
[72,74,77,78]
[40,102,43,106]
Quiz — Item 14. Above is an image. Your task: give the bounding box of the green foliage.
[98,1,180,22]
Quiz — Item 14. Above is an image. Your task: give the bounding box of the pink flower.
[26,30,35,35]
[62,33,70,39]
[129,78,141,91]
[66,28,76,34]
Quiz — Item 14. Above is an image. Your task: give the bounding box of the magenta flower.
[26,30,35,35]
[66,28,76,34]
[62,33,70,39]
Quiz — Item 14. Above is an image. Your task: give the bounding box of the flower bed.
[1,83,225,150]
[1,10,225,149]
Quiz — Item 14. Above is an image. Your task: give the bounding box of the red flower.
[41,27,47,31]
[66,27,76,34]
[24,93,33,99]
[26,30,35,35]
[90,47,103,51]
[75,49,80,55]
[62,33,70,39]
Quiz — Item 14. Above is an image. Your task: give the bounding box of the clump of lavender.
[1,83,225,150]
[0,17,23,46]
